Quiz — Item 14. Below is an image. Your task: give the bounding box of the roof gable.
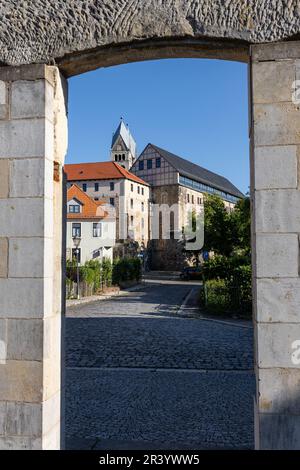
[67,184,107,219]
[146,144,244,199]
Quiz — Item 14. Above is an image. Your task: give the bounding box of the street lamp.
[72,236,81,299]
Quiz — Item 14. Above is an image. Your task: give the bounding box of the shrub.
[101,258,113,285]
[201,257,252,317]
[201,279,233,314]
[112,257,142,285]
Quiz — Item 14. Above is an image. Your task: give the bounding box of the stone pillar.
[251,42,300,449]
[0,65,68,449]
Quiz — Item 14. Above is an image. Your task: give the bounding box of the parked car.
[180,266,203,280]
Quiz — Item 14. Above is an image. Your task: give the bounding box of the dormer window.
[69,204,80,213]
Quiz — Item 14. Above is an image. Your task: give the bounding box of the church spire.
[110,119,137,170]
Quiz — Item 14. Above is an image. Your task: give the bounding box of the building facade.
[131,143,244,270]
[64,162,150,255]
[66,185,116,264]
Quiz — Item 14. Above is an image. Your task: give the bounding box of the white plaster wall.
[66,219,115,264]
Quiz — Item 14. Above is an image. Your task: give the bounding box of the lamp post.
[73,236,81,299]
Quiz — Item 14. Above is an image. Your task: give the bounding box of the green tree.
[230,196,251,254]
[203,194,233,256]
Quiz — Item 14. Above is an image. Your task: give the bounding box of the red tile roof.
[67,184,108,220]
[64,161,149,186]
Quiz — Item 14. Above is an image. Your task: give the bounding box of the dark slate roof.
[111,121,137,157]
[149,144,244,199]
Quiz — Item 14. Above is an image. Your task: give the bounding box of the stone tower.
[110,119,137,170]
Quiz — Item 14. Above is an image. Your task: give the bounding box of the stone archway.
[0,1,300,450]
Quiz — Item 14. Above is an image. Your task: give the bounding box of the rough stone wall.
[1,1,300,73]
[151,184,185,271]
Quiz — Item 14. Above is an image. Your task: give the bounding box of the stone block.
[255,189,300,233]
[0,160,9,198]
[10,158,53,199]
[0,436,41,450]
[0,238,8,277]
[0,119,47,159]
[257,323,300,368]
[254,146,297,190]
[6,402,42,437]
[252,61,295,104]
[258,369,300,415]
[259,413,300,450]
[0,198,45,237]
[257,278,300,323]
[0,360,42,402]
[255,233,299,278]
[0,64,55,85]
[254,103,300,147]
[8,237,53,278]
[0,278,52,319]
[11,80,54,121]
[252,42,300,62]
[6,319,43,361]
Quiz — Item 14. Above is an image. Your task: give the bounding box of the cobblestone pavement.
[65,280,255,450]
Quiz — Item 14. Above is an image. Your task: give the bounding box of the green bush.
[201,257,252,317]
[201,279,233,314]
[112,257,142,285]
[202,254,250,281]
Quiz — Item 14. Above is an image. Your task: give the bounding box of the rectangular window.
[110,182,115,191]
[192,195,194,204]
[141,202,144,212]
[130,215,134,227]
[94,183,99,192]
[142,187,144,196]
[130,199,134,209]
[110,198,115,206]
[147,159,153,170]
[82,183,87,192]
[72,223,81,238]
[156,158,161,168]
[131,184,134,192]
[139,160,144,171]
[187,194,190,203]
[72,248,81,264]
[69,205,80,213]
[93,223,102,238]
[137,186,140,194]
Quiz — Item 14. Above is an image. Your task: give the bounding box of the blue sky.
[66,59,249,194]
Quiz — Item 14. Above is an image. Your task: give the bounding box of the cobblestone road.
[65,280,255,450]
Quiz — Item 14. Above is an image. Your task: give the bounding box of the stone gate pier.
[0,65,67,449]
[251,42,300,449]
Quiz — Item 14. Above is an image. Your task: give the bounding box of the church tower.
[110,119,137,170]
